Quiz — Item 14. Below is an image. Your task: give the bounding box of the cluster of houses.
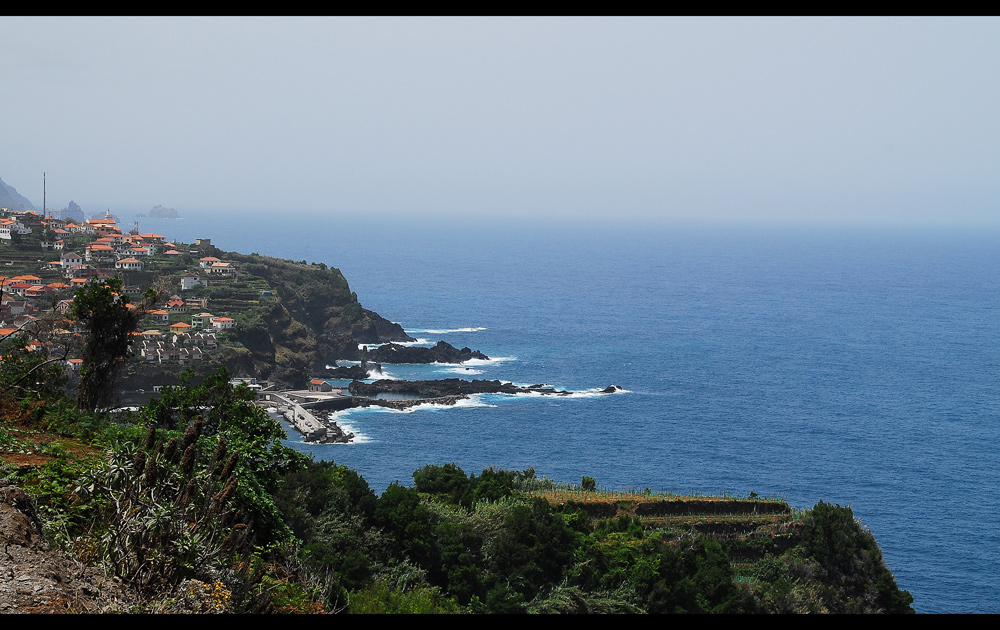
[0,207,248,371]
[137,331,219,364]
[1,274,71,328]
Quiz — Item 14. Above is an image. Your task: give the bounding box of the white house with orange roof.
[115,257,143,270]
[211,316,235,330]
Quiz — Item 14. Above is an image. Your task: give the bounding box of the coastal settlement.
[0,207,620,445]
[0,207,365,443]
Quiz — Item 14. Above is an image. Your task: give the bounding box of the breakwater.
[259,390,355,443]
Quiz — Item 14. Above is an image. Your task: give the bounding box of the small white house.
[180,273,205,291]
[212,316,235,330]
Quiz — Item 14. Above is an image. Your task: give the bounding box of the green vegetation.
[0,218,914,614]
[0,383,917,613]
[72,277,157,410]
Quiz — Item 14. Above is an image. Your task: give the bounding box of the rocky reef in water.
[363,340,488,364]
[348,378,623,410]
[325,359,382,380]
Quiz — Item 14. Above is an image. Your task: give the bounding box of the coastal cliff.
[221,252,413,386]
[113,251,414,389]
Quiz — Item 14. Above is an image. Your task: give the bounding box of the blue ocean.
[139,211,999,613]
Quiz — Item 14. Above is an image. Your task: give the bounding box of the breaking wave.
[405,327,487,334]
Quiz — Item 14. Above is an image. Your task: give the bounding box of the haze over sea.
[140,210,998,614]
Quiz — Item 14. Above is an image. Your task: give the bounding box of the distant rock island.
[49,200,85,223]
[149,204,179,219]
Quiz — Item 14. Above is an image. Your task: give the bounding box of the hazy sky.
[2,16,999,225]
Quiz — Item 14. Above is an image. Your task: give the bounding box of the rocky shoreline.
[346,378,624,411]
[325,359,382,380]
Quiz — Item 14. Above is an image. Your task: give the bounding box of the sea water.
[139,211,1000,613]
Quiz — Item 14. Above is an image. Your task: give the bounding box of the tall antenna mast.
[42,172,46,218]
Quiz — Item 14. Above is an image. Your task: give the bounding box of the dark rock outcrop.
[364,341,488,364]
[325,359,381,380]
[359,308,413,344]
[345,378,623,411]
[349,378,573,398]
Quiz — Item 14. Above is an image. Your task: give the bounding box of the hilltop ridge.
[0,176,36,212]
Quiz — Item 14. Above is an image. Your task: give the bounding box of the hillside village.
[0,206,297,394]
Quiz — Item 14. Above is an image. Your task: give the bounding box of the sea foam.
[405,327,487,334]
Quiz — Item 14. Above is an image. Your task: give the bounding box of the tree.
[71,277,157,410]
[0,315,71,401]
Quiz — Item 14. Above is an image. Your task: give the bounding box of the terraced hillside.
[526,485,913,613]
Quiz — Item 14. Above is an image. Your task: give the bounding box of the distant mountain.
[0,176,37,212]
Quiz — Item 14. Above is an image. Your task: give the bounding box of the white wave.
[326,418,372,444]
[406,327,487,334]
[440,366,485,375]
[485,385,631,400]
[329,394,498,416]
[398,395,498,413]
[557,386,631,398]
[357,338,433,351]
[326,361,396,381]
[462,356,516,366]
[394,338,433,347]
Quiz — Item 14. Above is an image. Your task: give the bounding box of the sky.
[1,16,999,226]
